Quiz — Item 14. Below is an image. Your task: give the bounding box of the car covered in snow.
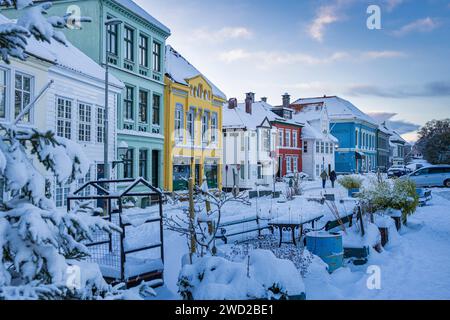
[403,165,450,188]
[387,165,410,178]
[283,172,310,183]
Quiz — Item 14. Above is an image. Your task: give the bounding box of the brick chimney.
[245,92,254,114]
[261,97,268,103]
[228,98,237,109]
[282,93,290,109]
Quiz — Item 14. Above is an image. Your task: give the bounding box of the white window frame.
[97,106,105,143]
[211,112,218,145]
[285,130,291,148]
[304,141,308,153]
[316,141,320,153]
[174,104,184,144]
[0,68,8,120]
[78,102,92,143]
[286,156,292,173]
[14,72,34,123]
[292,130,298,148]
[56,97,72,139]
[187,108,195,145]
[278,128,284,147]
[293,157,298,173]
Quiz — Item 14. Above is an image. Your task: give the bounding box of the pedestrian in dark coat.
[320,170,328,189]
[330,170,337,188]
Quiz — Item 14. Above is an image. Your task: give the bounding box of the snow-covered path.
[306,189,450,300]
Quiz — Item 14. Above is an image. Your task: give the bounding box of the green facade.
[10,0,170,187]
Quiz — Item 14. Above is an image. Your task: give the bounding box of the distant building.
[285,97,338,180]
[164,46,226,191]
[291,96,378,174]
[268,94,305,179]
[377,123,392,172]
[222,93,278,190]
[389,130,408,166]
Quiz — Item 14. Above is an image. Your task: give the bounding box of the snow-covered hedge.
[178,250,305,300]
[338,175,363,190]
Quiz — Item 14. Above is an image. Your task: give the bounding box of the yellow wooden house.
[164,46,226,191]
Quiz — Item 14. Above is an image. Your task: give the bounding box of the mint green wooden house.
[7,0,170,189]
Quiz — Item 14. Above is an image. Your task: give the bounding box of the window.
[97,107,104,143]
[316,164,320,177]
[325,143,329,154]
[15,73,32,122]
[293,157,298,172]
[139,149,148,179]
[106,17,118,56]
[78,103,92,142]
[293,130,298,148]
[278,129,284,147]
[124,86,134,120]
[202,111,209,146]
[175,105,184,143]
[187,109,195,144]
[285,130,291,147]
[211,112,218,144]
[355,130,359,147]
[321,142,325,153]
[152,41,161,72]
[55,183,70,208]
[0,69,6,118]
[124,26,134,61]
[139,34,148,67]
[123,149,134,179]
[286,156,292,173]
[240,162,245,180]
[138,90,148,123]
[241,133,245,152]
[304,141,308,153]
[56,98,72,139]
[316,141,320,153]
[152,94,160,126]
[262,130,270,151]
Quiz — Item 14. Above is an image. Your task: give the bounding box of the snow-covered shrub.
[359,177,419,225]
[391,179,419,225]
[0,124,120,299]
[178,250,305,300]
[338,175,363,190]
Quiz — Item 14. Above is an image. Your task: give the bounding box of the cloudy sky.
[139,0,450,142]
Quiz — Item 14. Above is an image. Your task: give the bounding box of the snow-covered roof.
[0,14,123,87]
[292,113,338,143]
[293,96,377,126]
[113,0,170,35]
[165,45,226,100]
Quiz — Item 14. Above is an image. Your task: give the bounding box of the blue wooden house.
[292,96,378,174]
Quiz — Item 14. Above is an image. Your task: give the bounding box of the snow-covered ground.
[159,179,450,300]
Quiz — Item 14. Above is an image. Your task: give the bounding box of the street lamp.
[104,18,123,180]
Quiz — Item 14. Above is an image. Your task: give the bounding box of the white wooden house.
[0,14,124,207]
[222,93,278,190]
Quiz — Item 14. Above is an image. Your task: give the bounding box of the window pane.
[152,94,160,125]
[0,70,6,118]
[139,90,148,123]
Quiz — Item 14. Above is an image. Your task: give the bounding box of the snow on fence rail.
[67,178,165,288]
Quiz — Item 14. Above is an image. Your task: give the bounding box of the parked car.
[387,165,409,178]
[402,165,450,187]
[283,172,310,183]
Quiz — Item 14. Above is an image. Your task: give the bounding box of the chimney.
[282,93,290,109]
[245,92,255,103]
[245,93,254,114]
[228,98,237,109]
[261,97,268,103]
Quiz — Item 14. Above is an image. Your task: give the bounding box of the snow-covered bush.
[338,175,363,190]
[0,0,91,63]
[0,124,120,299]
[359,177,419,225]
[178,250,305,300]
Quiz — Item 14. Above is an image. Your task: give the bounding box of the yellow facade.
[164,75,225,192]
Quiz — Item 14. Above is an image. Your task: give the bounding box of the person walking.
[320,170,328,189]
[330,170,337,188]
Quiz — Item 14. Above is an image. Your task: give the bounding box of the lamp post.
[104,18,123,181]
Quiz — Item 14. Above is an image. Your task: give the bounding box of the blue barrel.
[306,232,343,273]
